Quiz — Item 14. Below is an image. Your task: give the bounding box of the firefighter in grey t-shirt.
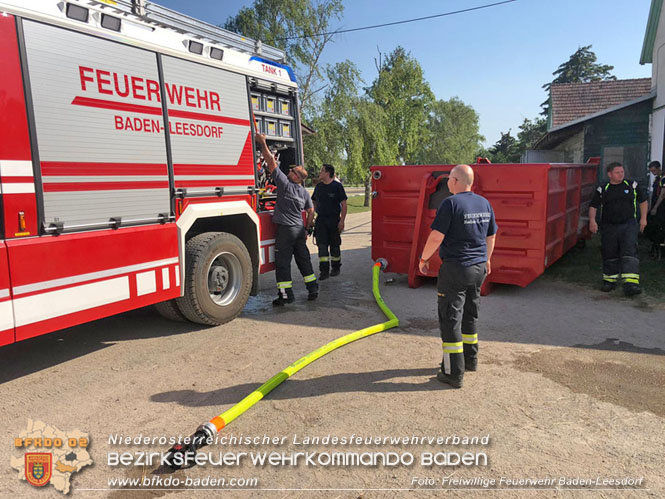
[255,134,318,305]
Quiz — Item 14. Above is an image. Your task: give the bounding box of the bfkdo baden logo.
[25,452,52,487]
[11,420,93,494]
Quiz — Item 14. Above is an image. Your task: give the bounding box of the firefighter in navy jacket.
[589,162,648,296]
[311,164,347,280]
[419,165,497,389]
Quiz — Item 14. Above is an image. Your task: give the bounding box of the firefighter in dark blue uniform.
[419,165,497,389]
[589,162,648,296]
[648,160,663,214]
[646,160,665,251]
[311,164,347,280]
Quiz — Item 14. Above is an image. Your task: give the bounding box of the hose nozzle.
[165,424,215,470]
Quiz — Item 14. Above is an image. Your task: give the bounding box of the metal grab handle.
[43,215,174,233]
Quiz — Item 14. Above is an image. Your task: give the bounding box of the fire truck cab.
[0,0,302,345]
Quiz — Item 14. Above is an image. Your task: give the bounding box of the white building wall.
[650,4,665,163]
[652,108,665,164]
[553,131,585,163]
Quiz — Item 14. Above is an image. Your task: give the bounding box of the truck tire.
[153,299,187,322]
[176,232,252,325]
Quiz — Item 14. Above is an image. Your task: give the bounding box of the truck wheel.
[176,232,252,325]
[154,300,187,322]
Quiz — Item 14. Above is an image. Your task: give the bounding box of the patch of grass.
[543,235,665,297]
[346,195,371,214]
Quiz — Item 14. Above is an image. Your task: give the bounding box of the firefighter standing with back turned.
[312,164,347,280]
[255,133,319,306]
[589,162,648,296]
[419,165,497,389]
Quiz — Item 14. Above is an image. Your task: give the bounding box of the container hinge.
[109,217,122,229]
[158,213,171,224]
[175,188,187,199]
[215,187,224,197]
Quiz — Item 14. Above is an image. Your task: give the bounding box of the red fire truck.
[0,0,303,345]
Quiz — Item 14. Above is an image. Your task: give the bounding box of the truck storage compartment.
[251,92,262,112]
[249,80,301,212]
[22,20,173,233]
[370,162,597,293]
[278,98,291,117]
[279,120,292,138]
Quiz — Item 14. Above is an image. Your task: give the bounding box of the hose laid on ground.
[166,261,399,469]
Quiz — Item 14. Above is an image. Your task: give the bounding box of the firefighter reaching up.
[589,162,648,296]
[255,133,319,305]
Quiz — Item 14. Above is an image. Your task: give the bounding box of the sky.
[157,0,653,146]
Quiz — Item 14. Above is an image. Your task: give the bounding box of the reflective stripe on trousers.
[621,273,640,284]
[462,333,478,345]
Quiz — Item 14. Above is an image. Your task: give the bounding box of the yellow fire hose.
[166,261,399,469]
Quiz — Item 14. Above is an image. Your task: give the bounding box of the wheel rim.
[206,251,243,306]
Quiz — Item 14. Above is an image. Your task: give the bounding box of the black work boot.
[273,288,295,307]
[306,282,319,301]
[623,283,642,297]
[319,262,330,281]
[601,281,616,292]
[330,266,340,277]
[465,358,478,372]
[436,371,463,388]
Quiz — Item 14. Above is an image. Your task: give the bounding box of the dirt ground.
[2,210,664,498]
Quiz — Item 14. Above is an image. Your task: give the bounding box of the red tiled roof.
[550,78,652,127]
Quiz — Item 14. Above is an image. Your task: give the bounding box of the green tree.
[306,48,481,205]
[417,97,484,165]
[517,116,547,149]
[303,60,364,178]
[347,99,397,205]
[487,131,521,163]
[475,144,491,162]
[489,116,548,164]
[541,45,616,115]
[223,0,343,113]
[304,60,396,205]
[367,47,434,164]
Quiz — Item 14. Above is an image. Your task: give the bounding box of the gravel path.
[2,210,663,498]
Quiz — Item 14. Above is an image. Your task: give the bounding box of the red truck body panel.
[0,243,13,346]
[0,6,297,344]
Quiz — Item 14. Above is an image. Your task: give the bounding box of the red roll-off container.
[370,161,598,293]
